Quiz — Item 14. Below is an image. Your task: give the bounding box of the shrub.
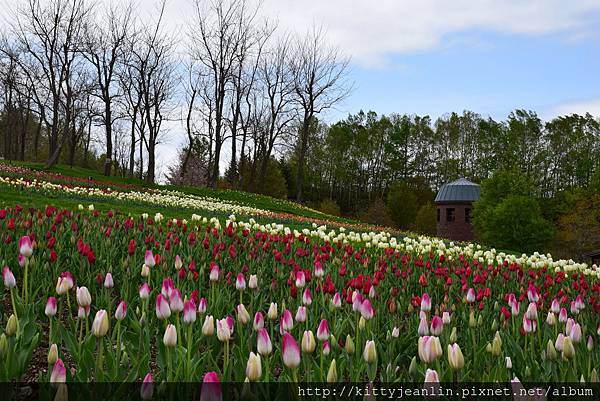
[415,203,437,235]
[386,181,418,229]
[318,199,341,216]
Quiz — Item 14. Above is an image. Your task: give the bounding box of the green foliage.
[554,194,600,259]
[476,196,554,254]
[415,203,437,235]
[386,181,418,229]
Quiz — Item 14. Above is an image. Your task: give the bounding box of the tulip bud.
[0,334,7,357]
[253,312,264,331]
[183,300,196,324]
[282,332,301,369]
[327,359,337,383]
[257,328,272,356]
[491,319,498,331]
[140,373,153,400]
[209,266,219,282]
[2,267,16,289]
[245,352,262,381]
[449,327,457,344]
[139,283,151,300]
[359,316,366,331]
[216,318,231,342]
[447,343,464,370]
[591,369,599,383]
[587,336,594,351]
[197,298,207,314]
[104,272,114,289]
[163,324,177,347]
[141,264,150,278]
[301,330,316,353]
[408,356,418,376]
[155,294,171,320]
[50,359,66,383]
[430,316,443,336]
[48,343,58,365]
[248,274,258,289]
[76,286,91,307]
[505,356,512,369]
[236,273,246,291]
[424,368,439,383]
[92,310,109,337]
[267,303,278,320]
[45,297,58,317]
[115,301,127,321]
[345,335,355,354]
[363,340,377,364]
[546,339,557,360]
[317,319,330,342]
[418,317,429,336]
[6,314,17,336]
[202,315,215,336]
[562,337,575,359]
[491,331,502,356]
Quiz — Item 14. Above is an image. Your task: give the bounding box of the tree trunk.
[295,115,311,201]
[104,104,113,176]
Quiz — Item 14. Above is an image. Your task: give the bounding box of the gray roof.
[434,178,480,203]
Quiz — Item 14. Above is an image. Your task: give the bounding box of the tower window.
[446,208,455,222]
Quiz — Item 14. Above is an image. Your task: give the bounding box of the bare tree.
[9,0,91,168]
[291,27,351,201]
[83,1,134,176]
[189,0,262,188]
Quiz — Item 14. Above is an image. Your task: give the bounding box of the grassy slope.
[0,160,361,229]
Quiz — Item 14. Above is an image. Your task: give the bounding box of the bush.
[362,199,395,227]
[318,199,341,216]
[415,203,437,235]
[386,181,418,229]
[480,195,554,254]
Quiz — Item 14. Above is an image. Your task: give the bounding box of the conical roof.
[434,178,480,203]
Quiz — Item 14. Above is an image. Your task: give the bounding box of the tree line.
[0,0,350,194]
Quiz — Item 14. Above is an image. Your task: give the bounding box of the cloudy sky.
[4,0,600,179]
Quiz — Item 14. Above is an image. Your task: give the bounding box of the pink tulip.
[161,278,174,298]
[466,288,475,304]
[183,299,196,324]
[418,317,429,336]
[597,325,600,336]
[76,286,91,307]
[115,301,127,321]
[555,333,565,351]
[527,285,539,303]
[569,323,582,343]
[45,297,57,317]
[169,288,184,313]
[418,336,442,363]
[2,266,16,289]
[144,250,155,268]
[281,309,294,332]
[209,265,219,282]
[510,301,520,316]
[236,273,246,290]
[139,283,151,300]
[140,373,153,400]
[155,294,171,320]
[50,358,66,383]
[174,255,183,270]
[574,295,585,311]
[295,306,307,323]
[361,299,374,320]
[60,272,74,290]
[225,315,235,334]
[198,298,207,314]
[19,236,33,258]
[295,271,305,288]
[424,368,439,382]
[248,275,258,289]
[78,305,90,319]
[253,312,264,331]
[558,308,568,322]
[104,272,114,289]
[317,319,330,341]
[352,292,363,312]
[302,288,312,306]
[420,293,431,312]
[257,328,272,356]
[550,299,560,314]
[430,315,443,336]
[566,318,575,336]
[523,316,537,333]
[18,254,26,267]
[332,292,342,308]
[314,260,324,278]
[282,332,301,369]
[525,302,537,320]
[200,372,222,401]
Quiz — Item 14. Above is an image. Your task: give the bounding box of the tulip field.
[1,167,600,390]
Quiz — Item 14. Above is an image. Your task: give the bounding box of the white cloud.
[546,98,600,119]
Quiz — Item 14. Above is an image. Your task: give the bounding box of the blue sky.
[335,29,600,122]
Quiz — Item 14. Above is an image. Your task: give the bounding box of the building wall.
[436,203,475,241]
